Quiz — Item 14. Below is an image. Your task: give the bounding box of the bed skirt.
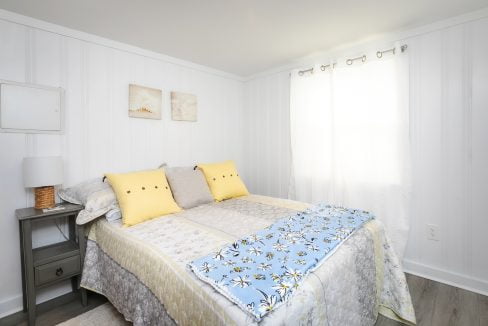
[81,240,176,326]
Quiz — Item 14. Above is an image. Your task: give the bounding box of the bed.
[80,194,416,325]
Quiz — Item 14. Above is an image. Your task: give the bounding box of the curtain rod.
[296,44,408,76]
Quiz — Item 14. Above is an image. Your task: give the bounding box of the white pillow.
[58,178,104,205]
[58,178,121,225]
[105,206,122,222]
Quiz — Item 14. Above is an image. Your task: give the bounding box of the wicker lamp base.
[34,186,55,209]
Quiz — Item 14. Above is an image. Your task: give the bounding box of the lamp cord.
[54,218,69,241]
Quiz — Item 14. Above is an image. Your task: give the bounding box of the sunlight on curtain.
[289,49,410,258]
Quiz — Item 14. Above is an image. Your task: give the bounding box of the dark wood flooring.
[1,274,487,326]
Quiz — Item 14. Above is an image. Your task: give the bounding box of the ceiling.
[1,0,487,76]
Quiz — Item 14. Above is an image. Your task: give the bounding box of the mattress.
[81,194,416,325]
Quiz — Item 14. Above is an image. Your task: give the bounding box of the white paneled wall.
[243,17,488,295]
[1,6,487,320]
[0,18,244,316]
[242,71,291,197]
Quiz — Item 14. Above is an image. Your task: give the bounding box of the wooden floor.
[377,274,488,326]
[0,292,107,326]
[1,274,487,326]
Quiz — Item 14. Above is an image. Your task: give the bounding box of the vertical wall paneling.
[0,17,245,317]
[0,20,26,81]
[443,25,468,275]
[470,18,488,281]
[406,37,420,263]
[81,42,89,180]
[243,71,291,199]
[418,30,443,267]
[462,23,474,279]
[1,6,487,318]
[64,38,85,186]
[0,22,27,314]
[243,17,488,295]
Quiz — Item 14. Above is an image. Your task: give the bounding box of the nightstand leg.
[22,220,36,325]
[71,276,78,292]
[19,220,27,312]
[81,287,87,306]
[68,215,76,240]
[77,224,87,306]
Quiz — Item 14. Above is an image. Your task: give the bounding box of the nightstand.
[16,203,87,326]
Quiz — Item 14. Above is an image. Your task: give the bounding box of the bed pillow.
[58,178,120,225]
[58,178,106,205]
[197,160,249,201]
[105,169,181,226]
[105,207,122,222]
[165,167,214,209]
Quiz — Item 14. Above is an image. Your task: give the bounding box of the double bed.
[81,194,415,325]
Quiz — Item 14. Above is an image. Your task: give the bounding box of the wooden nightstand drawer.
[34,255,80,287]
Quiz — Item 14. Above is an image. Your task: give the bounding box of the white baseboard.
[0,282,72,318]
[403,259,488,297]
[0,294,22,319]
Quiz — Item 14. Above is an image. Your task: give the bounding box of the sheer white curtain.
[289,48,410,258]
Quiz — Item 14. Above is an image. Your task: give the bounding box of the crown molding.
[0,9,245,82]
[2,6,487,83]
[244,6,488,81]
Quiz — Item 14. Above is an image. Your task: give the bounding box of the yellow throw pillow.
[197,161,249,201]
[105,169,181,226]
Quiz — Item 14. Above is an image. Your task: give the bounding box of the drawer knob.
[55,267,64,277]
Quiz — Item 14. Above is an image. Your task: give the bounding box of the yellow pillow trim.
[197,160,249,202]
[105,169,181,227]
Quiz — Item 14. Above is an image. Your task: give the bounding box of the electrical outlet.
[426,224,440,241]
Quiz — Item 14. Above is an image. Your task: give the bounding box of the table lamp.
[23,156,63,209]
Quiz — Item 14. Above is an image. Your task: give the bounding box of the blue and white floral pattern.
[188,203,374,321]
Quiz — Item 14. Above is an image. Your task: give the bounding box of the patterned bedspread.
[81,195,416,326]
[189,204,375,321]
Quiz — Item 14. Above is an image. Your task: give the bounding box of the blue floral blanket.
[188,204,375,321]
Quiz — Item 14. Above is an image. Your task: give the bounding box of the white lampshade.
[23,156,64,188]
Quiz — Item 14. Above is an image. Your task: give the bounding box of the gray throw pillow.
[165,167,214,209]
